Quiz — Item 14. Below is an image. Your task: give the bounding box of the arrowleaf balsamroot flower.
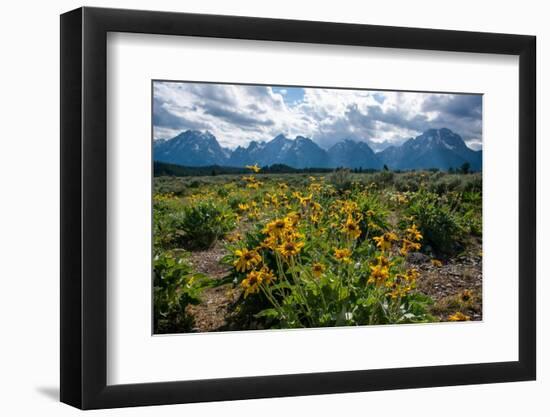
[460,289,473,303]
[333,247,352,263]
[399,238,421,256]
[285,212,301,227]
[263,217,291,237]
[245,163,261,173]
[277,240,305,258]
[259,266,276,285]
[233,248,262,272]
[298,193,313,207]
[404,268,419,283]
[312,262,326,278]
[342,216,361,240]
[448,311,471,322]
[241,270,263,297]
[373,232,398,252]
[431,258,443,267]
[237,203,250,212]
[406,223,423,242]
[368,256,391,286]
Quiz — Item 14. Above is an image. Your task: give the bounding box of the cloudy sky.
[153,81,482,151]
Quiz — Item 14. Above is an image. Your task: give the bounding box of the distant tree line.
[153,161,337,177]
[154,160,476,177]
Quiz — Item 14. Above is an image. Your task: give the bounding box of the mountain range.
[153,128,482,171]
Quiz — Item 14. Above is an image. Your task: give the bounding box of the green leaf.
[255,308,280,319]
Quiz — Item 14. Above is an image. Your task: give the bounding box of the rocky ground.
[407,243,483,321]
[185,239,483,332]
[186,242,241,332]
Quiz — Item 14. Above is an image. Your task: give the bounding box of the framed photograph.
[60,6,536,409]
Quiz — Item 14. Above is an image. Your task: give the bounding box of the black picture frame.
[60,6,536,410]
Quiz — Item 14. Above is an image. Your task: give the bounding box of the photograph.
[152,81,483,334]
[1,0,543,413]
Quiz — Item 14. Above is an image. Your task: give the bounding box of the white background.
[108,33,519,384]
[0,0,546,416]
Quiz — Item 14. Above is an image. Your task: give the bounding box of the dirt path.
[186,242,241,332]
[409,243,483,321]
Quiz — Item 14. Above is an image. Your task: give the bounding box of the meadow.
[153,168,482,333]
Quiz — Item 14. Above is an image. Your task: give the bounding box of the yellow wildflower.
[459,289,473,303]
[404,268,419,284]
[368,263,390,286]
[340,200,359,215]
[310,213,320,225]
[261,235,278,250]
[387,282,410,299]
[277,240,305,258]
[341,216,361,240]
[373,232,398,251]
[263,218,291,236]
[241,270,263,297]
[247,208,260,220]
[233,248,261,272]
[312,262,326,278]
[406,224,423,242]
[298,194,313,207]
[376,255,391,268]
[448,312,471,322]
[266,193,279,207]
[309,182,322,193]
[245,163,261,173]
[226,232,242,243]
[285,212,301,227]
[399,239,421,256]
[259,266,276,285]
[431,259,443,267]
[238,203,249,212]
[283,230,304,242]
[333,247,352,263]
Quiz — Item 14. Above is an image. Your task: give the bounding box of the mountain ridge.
[377,128,482,171]
[153,128,481,171]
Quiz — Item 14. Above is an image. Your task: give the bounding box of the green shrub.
[460,174,482,193]
[461,209,482,236]
[217,187,230,198]
[355,191,389,239]
[188,180,202,188]
[153,251,208,333]
[394,175,420,192]
[407,191,464,254]
[153,194,185,251]
[457,191,482,236]
[373,170,395,187]
[154,178,188,196]
[174,201,236,250]
[430,176,462,194]
[227,194,246,210]
[328,169,353,193]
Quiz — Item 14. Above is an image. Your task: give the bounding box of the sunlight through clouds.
[153,81,482,151]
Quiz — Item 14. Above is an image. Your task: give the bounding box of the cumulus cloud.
[153,81,482,150]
